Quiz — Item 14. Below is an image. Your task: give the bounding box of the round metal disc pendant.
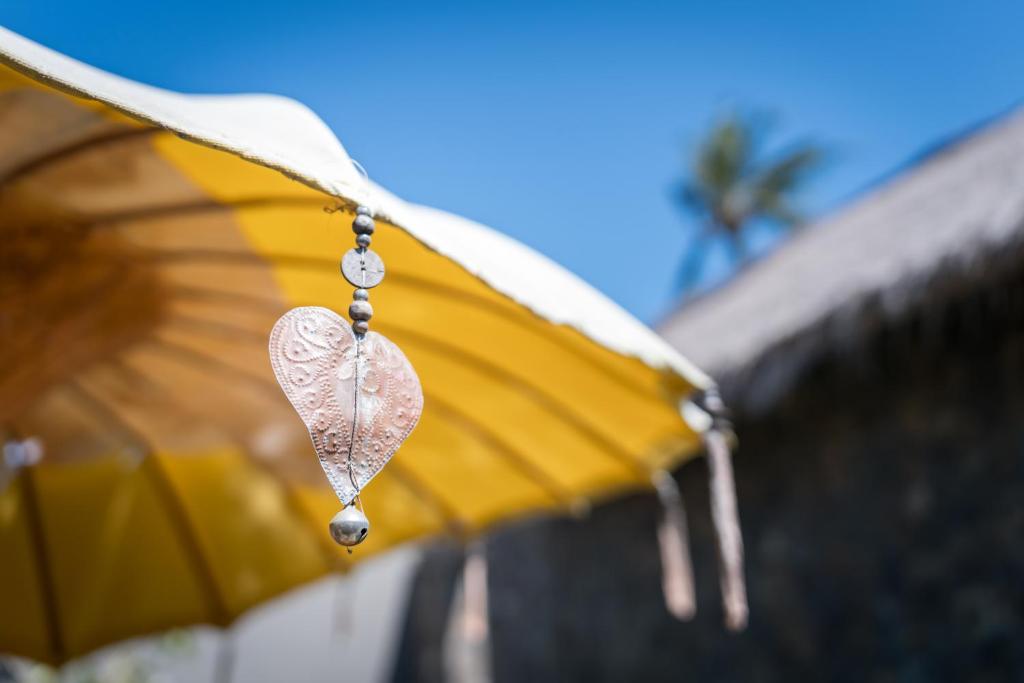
[340,248,386,289]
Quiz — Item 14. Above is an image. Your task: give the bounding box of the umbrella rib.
[129,335,397,536]
[64,379,154,455]
[424,395,575,508]
[144,453,233,626]
[170,284,289,315]
[159,314,610,504]
[166,313,268,344]
[18,469,66,664]
[103,242,657,401]
[139,333,552,528]
[158,310,651,481]
[65,380,233,626]
[378,324,653,481]
[137,335,471,528]
[383,459,471,537]
[140,248,525,316]
[164,278,668,413]
[105,356,351,573]
[143,336,278,393]
[0,125,159,188]
[163,312,581,503]
[79,195,331,227]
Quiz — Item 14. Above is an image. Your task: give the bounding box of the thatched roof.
[660,107,1024,415]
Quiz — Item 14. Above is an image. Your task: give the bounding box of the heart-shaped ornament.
[269,306,423,505]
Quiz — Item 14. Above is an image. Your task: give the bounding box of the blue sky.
[4,2,1023,322]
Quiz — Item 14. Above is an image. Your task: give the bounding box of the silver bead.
[353,288,369,301]
[352,320,369,335]
[329,505,370,546]
[349,300,373,321]
[356,233,372,248]
[356,206,372,216]
[352,214,375,235]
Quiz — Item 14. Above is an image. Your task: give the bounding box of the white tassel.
[461,542,490,645]
[653,470,697,620]
[443,541,492,683]
[705,426,748,631]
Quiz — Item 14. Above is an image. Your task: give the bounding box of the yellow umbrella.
[0,27,736,666]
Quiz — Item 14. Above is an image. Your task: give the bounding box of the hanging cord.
[652,469,697,620]
[330,195,380,550]
[343,176,373,505]
[346,335,363,499]
[700,388,748,631]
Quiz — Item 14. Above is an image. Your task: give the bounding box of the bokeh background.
[3,2,1024,681]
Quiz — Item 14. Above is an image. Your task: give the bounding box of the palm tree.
[676,112,824,293]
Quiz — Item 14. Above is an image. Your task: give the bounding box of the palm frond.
[693,115,753,196]
[674,111,827,293]
[752,146,824,219]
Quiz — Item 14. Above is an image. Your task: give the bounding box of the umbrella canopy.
[0,27,711,665]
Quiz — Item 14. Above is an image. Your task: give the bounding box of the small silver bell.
[329,505,370,547]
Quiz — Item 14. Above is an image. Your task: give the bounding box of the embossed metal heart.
[269,306,423,505]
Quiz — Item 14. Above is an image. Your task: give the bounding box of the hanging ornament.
[269,205,424,548]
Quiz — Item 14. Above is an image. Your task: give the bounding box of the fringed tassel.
[214,630,236,683]
[443,541,493,683]
[461,541,490,645]
[702,390,748,632]
[330,573,354,638]
[653,470,697,620]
